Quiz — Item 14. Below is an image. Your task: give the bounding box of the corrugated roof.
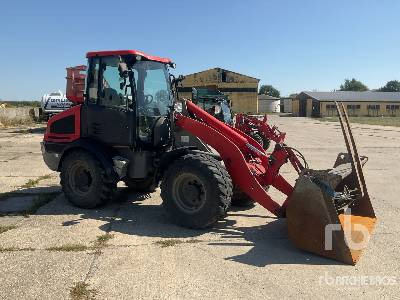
[300,91,400,102]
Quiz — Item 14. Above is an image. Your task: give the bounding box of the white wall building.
[258,95,280,113]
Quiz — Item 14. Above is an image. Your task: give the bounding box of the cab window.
[133,61,171,116]
[98,56,128,108]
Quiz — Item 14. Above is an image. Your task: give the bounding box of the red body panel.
[86,50,171,64]
[44,105,81,143]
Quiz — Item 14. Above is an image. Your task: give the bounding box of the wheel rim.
[69,162,93,196]
[172,173,206,213]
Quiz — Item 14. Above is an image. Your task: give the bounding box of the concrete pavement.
[0,117,399,299]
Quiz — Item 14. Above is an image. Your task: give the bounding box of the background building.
[258,95,280,113]
[280,97,293,113]
[178,68,259,113]
[292,91,400,117]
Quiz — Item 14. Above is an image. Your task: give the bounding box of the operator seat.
[101,88,125,107]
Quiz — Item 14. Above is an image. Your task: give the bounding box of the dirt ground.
[0,117,399,299]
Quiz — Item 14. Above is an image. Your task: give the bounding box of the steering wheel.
[144,94,154,105]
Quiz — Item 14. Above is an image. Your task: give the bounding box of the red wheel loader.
[41,50,376,265]
[235,113,282,150]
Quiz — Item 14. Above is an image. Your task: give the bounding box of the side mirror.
[172,75,185,87]
[118,62,129,78]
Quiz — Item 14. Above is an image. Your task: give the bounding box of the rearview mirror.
[118,62,129,78]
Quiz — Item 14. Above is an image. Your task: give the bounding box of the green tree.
[339,78,368,91]
[378,80,400,92]
[258,85,280,97]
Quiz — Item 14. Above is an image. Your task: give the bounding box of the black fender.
[156,146,221,181]
[43,138,117,178]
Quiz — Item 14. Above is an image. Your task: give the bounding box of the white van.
[41,90,73,120]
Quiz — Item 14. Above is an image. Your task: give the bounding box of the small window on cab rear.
[87,57,100,104]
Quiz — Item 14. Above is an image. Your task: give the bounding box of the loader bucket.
[286,102,376,265]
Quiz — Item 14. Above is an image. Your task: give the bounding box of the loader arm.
[175,100,296,217]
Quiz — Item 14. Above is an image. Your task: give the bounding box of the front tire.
[60,150,116,208]
[161,154,232,229]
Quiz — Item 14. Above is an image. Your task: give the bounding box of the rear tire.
[260,134,271,150]
[124,177,157,193]
[60,150,116,208]
[231,184,270,208]
[161,153,232,229]
[231,185,255,207]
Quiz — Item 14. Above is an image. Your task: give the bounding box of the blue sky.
[1,0,399,100]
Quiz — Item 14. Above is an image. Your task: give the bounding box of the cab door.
[81,56,135,146]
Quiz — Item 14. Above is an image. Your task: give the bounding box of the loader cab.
[82,51,173,149]
[192,88,233,124]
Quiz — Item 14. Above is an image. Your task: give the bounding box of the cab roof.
[86,50,171,64]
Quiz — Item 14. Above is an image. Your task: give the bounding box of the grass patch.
[155,239,201,248]
[22,192,60,216]
[0,246,35,252]
[0,115,36,127]
[319,116,400,127]
[0,101,40,108]
[69,281,97,300]
[21,179,39,189]
[0,191,60,217]
[46,243,90,252]
[0,225,17,234]
[47,233,115,254]
[93,233,114,248]
[21,174,53,189]
[1,243,90,252]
